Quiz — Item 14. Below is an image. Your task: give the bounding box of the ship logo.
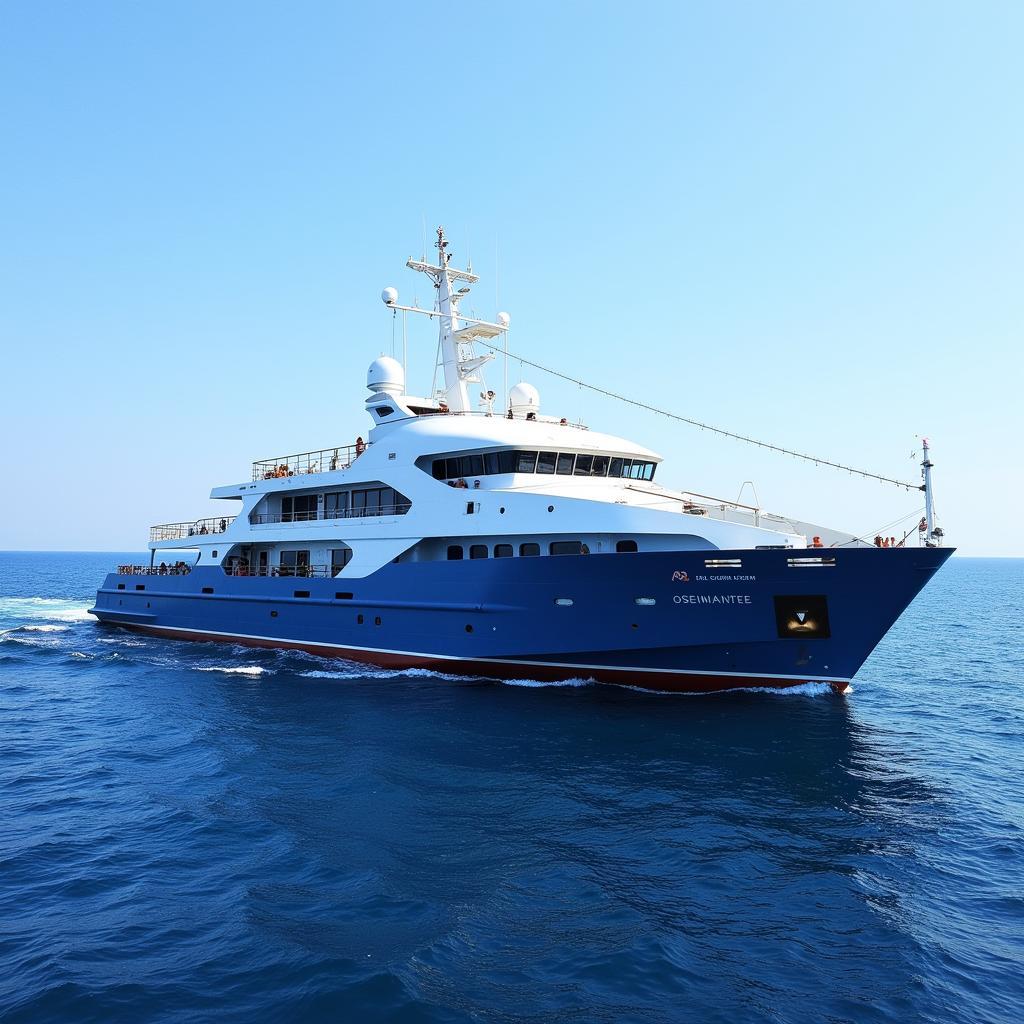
[671,570,689,583]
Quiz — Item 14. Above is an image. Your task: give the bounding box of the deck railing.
[222,564,334,578]
[250,502,411,525]
[149,516,237,542]
[117,564,193,576]
[253,442,369,481]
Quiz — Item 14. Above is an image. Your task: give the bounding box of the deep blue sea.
[0,552,1021,1023]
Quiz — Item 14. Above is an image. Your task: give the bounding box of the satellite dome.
[509,382,540,415]
[367,356,405,396]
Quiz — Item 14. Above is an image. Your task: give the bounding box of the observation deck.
[150,516,236,542]
[252,442,369,481]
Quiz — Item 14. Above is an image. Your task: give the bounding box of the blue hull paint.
[90,547,953,691]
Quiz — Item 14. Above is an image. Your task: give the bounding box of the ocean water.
[0,552,1021,1024]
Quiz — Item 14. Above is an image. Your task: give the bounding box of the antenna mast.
[390,226,508,413]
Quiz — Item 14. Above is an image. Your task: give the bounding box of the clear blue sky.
[1,2,1021,556]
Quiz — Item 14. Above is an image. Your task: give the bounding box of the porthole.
[499,507,506,514]
[547,505,554,512]
[465,624,474,633]
[270,610,278,618]
[375,616,382,626]
[357,614,364,624]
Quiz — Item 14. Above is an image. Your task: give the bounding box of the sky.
[0,1,1021,556]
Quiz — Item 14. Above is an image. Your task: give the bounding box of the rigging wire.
[475,339,922,492]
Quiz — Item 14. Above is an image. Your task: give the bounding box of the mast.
[921,437,940,546]
[404,226,492,413]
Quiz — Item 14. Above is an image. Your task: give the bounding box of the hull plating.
[90,547,953,693]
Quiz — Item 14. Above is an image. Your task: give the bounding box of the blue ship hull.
[89,547,953,692]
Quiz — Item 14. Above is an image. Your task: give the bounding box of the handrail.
[253,442,370,481]
[150,516,237,542]
[250,503,411,525]
[118,564,192,576]
[223,564,334,578]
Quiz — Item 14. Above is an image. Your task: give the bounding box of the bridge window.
[616,540,638,553]
[494,544,513,558]
[537,451,557,474]
[519,542,540,557]
[447,545,464,560]
[515,450,538,473]
[427,449,655,482]
[469,544,488,559]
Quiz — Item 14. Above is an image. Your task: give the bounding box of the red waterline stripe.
[106,621,850,695]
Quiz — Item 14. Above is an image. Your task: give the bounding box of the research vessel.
[90,228,952,692]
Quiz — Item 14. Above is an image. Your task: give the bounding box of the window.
[331,548,353,574]
[515,450,538,473]
[424,449,652,481]
[335,592,353,600]
[279,550,310,576]
[494,544,513,558]
[350,486,410,515]
[519,542,540,556]
[447,545,464,560]
[616,540,638,553]
[550,541,584,555]
[374,405,394,417]
[282,494,318,522]
[325,492,348,518]
[536,451,557,474]
[294,590,310,598]
[470,545,488,559]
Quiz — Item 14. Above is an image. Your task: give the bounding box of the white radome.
[381,287,398,306]
[509,381,540,414]
[367,355,405,395]
[497,311,511,327]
